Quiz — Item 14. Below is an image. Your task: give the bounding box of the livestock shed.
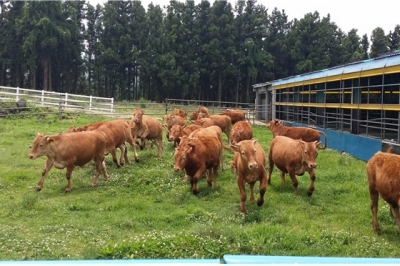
[253,51,400,161]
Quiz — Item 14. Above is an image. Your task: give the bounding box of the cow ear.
[186,146,193,153]
[252,139,258,145]
[46,137,55,144]
[230,143,240,152]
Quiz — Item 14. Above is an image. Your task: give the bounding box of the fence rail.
[0,86,114,113]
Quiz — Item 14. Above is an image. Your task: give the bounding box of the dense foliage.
[0,0,399,102]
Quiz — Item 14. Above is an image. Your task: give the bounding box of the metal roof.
[266,51,400,87]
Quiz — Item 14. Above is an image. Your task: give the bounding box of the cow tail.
[319,131,327,150]
[385,146,393,153]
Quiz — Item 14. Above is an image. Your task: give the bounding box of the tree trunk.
[42,58,48,91]
[218,68,222,104]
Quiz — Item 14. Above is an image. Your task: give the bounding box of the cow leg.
[257,170,267,207]
[122,143,129,165]
[267,158,274,185]
[390,204,400,230]
[101,160,109,181]
[128,136,139,162]
[280,171,287,185]
[65,165,75,193]
[369,185,380,232]
[307,169,316,196]
[91,156,108,187]
[287,170,299,196]
[117,144,126,166]
[36,158,54,191]
[190,177,199,195]
[156,138,163,159]
[237,175,247,214]
[211,165,218,188]
[110,147,121,168]
[205,169,212,187]
[191,167,206,194]
[249,183,255,202]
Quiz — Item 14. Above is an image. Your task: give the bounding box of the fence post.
[165,98,168,114]
[89,95,92,111]
[65,93,68,107]
[16,87,19,102]
[41,90,44,106]
[111,98,114,113]
[58,101,63,120]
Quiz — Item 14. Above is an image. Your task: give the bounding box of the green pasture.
[0,110,399,261]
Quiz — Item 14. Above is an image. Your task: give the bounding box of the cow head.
[266,119,282,130]
[173,136,192,172]
[299,140,319,169]
[189,111,198,120]
[169,125,182,142]
[28,133,53,159]
[231,139,259,170]
[132,109,144,123]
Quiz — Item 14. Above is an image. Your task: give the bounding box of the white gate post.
[64,93,68,107]
[89,95,92,110]
[111,98,114,113]
[16,87,19,102]
[41,90,44,106]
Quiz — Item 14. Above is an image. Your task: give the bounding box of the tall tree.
[266,7,291,80]
[361,34,370,60]
[370,27,389,58]
[208,0,235,103]
[342,29,364,63]
[16,1,72,91]
[388,25,400,51]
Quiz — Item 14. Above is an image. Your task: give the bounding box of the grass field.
[0,110,399,261]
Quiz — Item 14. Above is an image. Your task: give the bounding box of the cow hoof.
[91,183,97,187]
[35,186,42,192]
[192,190,199,195]
[65,189,72,193]
[207,181,212,186]
[257,199,264,206]
[135,158,140,163]
[307,190,314,196]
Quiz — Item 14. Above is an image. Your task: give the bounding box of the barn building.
[253,51,400,161]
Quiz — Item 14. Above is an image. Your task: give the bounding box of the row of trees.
[0,0,399,103]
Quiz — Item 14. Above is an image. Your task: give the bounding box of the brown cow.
[220,109,246,124]
[131,108,163,160]
[174,127,222,194]
[163,114,186,144]
[197,113,232,145]
[168,124,201,146]
[268,135,319,196]
[230,121,253,145]
[172,108,188,118]
[266,119,327,149]
[192,116,215,128]
[230,140,268,214]
[28,131,109,193]
[67,120,135,168]
[366,149,400,232]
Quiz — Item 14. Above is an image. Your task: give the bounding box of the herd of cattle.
[27,106,400,232]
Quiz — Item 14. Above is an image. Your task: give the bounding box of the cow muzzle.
[173,166,181,172]
[308,163,317,169]
[248,162,258,169]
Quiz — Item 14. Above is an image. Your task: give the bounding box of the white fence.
[0,86,114,113]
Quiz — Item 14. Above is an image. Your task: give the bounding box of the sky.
[88,0,400,38]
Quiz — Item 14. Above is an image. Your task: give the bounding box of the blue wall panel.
[291,124,381,162]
